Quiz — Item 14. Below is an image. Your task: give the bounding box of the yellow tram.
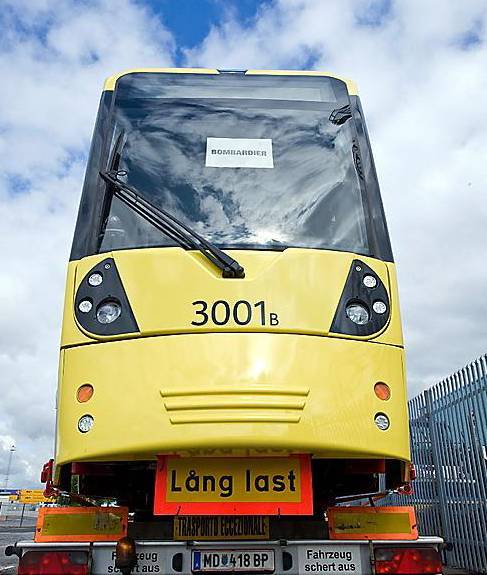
[54,69,410,514]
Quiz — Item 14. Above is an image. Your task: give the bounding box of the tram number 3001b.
[191,300,279,327]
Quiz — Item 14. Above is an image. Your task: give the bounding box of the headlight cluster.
[330,259,391,336]
[74,257,138,336]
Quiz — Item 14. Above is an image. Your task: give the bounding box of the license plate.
[192,549,275,573]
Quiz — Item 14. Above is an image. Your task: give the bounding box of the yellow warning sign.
[328,506,418,540]
[174,516,269,540]
[18,490,53,504]
[35,507,128,542]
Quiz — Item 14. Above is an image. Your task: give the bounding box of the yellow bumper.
[56,334,409,465]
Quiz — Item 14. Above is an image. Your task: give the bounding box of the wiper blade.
[100,170,245,279]
[329,104,352,126]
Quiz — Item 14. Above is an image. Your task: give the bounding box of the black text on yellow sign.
[18,489,54,504]
[174,516,269,540]
[154,455,313,515]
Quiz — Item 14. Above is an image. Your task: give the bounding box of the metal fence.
[383,354,487,573]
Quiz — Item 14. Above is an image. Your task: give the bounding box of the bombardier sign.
[205,138,274,168]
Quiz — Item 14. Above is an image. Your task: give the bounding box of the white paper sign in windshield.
[206,138,274,169]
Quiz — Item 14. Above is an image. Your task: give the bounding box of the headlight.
[78,414,94,433]
[374,413,390,431]
[78,299,93,313]
[363,274,377,288]
[96,300,122,324]
[373,300,387,314]
[88,272,103,286]
[345,302,370,325]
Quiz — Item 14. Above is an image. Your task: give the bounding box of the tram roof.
[103,68,358,96]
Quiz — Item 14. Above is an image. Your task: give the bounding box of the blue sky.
[154,0,265,57]
[0,0,486,488]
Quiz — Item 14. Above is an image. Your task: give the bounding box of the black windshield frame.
[70,72,393,262]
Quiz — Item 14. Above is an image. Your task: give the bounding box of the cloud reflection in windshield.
[101,98,368,254]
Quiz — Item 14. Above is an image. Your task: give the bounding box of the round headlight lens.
[346,302,370,325]
[78,414,94,433]
[96,300,121,324]
[374,413,390,430]
[78,299,93,313]
[363,275,377,288]
[373,300,387,314]
[88,272,103,287]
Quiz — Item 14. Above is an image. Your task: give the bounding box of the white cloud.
[186,0,487,395]
[0,0,175,487]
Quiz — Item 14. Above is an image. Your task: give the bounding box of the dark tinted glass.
[99,73,369,255]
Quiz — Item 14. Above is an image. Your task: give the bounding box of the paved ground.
[0,519,35,574]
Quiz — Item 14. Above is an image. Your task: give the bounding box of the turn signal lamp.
[115,536,138,575]
[18,550,89,575]
[374,382,391,401]
[374,547,442,574]
[77,384,94,403]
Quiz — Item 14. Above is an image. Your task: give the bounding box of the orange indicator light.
[77,384,94,403]
[374,382,391,401]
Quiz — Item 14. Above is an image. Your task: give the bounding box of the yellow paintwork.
[103,68,357,96]
[61,248,402,347]
[383,262,403,345]
[56,328,409,465]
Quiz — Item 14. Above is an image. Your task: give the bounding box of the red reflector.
[375,547,442,574]
[18,550,88,575]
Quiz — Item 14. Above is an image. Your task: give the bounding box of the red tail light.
[18,550,89,575]
[375,547,442,574]
[409,463,417,481]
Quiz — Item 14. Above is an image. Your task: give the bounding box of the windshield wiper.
[329,104,352,126]
[99,169,245,279]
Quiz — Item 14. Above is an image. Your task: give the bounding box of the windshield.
[99,73,369,255]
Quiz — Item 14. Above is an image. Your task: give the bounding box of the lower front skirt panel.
[56,333,410,464]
